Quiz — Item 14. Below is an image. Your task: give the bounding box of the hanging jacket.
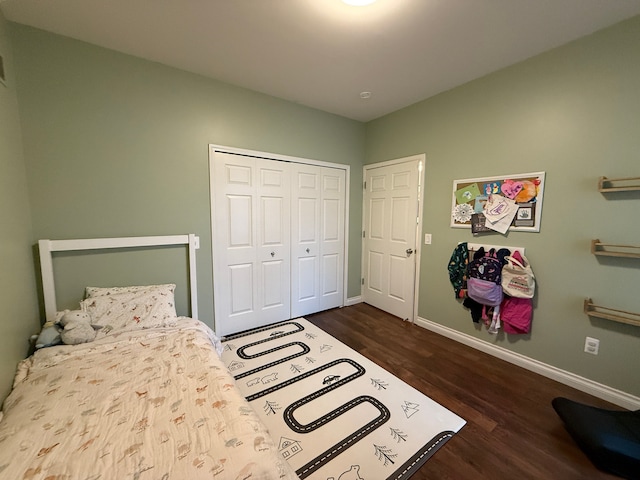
[448,242,469,299]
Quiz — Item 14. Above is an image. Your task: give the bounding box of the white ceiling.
[3,0,640,122]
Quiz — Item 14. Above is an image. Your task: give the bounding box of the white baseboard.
[345,296,362,306]
[415,316,640,410]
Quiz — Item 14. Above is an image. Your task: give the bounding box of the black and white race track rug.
[221,318,466,480]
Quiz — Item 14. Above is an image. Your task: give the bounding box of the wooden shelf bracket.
[584,298,640,327]
[591,239,640,259]
[598,176,640,193]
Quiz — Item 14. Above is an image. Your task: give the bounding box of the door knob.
[306,248,310,253]
[271,252,275,257]
[406,248,414,256]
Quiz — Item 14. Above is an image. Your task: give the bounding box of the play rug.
[220,318,466,480]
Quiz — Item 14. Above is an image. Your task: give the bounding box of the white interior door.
[362,157,422,321]
[212,152,290,336]
[291,164,345,317]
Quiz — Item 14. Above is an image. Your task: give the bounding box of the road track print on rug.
[221,318,466,480]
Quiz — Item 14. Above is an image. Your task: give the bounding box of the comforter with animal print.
[0,318,298,480]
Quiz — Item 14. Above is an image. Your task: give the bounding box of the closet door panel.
[297,257,317,300]
[213,153,290,336]
[262,260,286,308]
[229,264,254,315]
[319,168,345,310]
[212,148,345,333]
[291,165,321,317]
[322,253,340,295]
[213,154,258,334]
[257,159,290,318]
[298,198,318,242]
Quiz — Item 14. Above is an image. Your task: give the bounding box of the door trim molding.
[362,154,426,322]
[209,144,351,327]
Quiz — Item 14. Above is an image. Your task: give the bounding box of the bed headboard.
[38,234,200,322]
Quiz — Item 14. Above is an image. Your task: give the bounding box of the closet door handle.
[271,252,275,257]
[406,248,414,256]
[306,248,310,253]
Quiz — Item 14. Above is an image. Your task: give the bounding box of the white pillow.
[85,283,176,298]
[80,284,177,337]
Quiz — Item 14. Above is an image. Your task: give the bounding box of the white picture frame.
[451,171,546,232]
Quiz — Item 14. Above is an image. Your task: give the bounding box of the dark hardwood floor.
[306,303,622,480]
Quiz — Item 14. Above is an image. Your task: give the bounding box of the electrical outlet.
[424,233,432,245]
[584,336,600,355]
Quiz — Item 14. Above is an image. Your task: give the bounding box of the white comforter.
[0,318,298,480]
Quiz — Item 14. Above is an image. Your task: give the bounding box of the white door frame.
[209,144,351,331]
[361,154,425,323]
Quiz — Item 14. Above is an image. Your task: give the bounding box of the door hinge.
[361,278,365,285]
[362,230,365,238]
[363,181,366,190]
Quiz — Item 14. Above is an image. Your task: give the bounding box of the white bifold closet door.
[212,153,291,336]
[212,151,345,336]
[291,164,345,318]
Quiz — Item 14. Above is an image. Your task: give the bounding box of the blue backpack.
[467,248,504,306]
[468,248,503,283]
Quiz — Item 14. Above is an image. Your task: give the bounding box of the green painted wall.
[5,15,640,402]
[10,24,364,329]
[366,16,640,396]
[0,12,40,402]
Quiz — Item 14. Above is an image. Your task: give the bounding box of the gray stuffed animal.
[59,310,99,345]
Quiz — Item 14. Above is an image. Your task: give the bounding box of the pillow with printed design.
[80,284,177,338]
[85,283,175,298]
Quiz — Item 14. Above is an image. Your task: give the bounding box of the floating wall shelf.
[584,299,640,327]
[591,239,640,259]
[598,176,640,193]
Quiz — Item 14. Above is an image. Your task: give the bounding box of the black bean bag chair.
[552,397,640,480]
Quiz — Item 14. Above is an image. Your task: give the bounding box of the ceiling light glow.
[342,0,377,6]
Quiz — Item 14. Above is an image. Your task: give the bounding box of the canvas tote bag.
[501,255,535,298]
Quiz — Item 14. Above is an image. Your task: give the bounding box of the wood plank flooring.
[306,303,623,480]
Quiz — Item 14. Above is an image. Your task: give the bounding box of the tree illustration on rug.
[373,444,397,466]
[290,364,304,374]
[305,356,316,364]
[390,428,408,443]
[370,378,389,390]
[263,400,281,415]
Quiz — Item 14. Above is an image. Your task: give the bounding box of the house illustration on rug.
[279,437,303,460]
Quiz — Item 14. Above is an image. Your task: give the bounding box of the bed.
[0,234,298,480]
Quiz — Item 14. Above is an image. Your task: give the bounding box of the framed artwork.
[451,171,545,232]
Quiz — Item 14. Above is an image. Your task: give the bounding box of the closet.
[210,147,347,336]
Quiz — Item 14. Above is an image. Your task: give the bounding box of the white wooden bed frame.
[38,234,200,322]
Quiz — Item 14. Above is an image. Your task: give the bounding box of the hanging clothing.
[500,250,533,335]
[447,242,469,299]
[462,296,483,323]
